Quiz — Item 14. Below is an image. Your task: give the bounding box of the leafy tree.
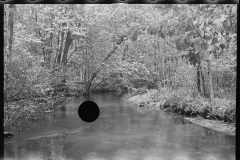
[4,4,236,100]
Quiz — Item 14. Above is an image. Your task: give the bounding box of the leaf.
[188,50,195,60]
[164,57,169,63]
[188,18,194,27]
[231,5,237,14]
[199,20,205,31]
[200,30,205,38]
[226,18,232,32]
[222,20,228,33]
[185,26,192,32]
[168,29,175,37]
[220,28,224,35]
[205,35,212,41]
[219,43,225,50]
[190,57,198,66]
[149,28,156,35]
[199,50,204,59]
[199,16,204,25]
[147,26,154,35]
[216,22,222,31]
[207,44,215,52]
[160,33,165,39]
[234,22,237,33]
[190,37,201,44]
[179,14,186,21]
[201,51,210,61]
[211,37,218,45]
[138,30,143,35]
[175,37,183,50]
[127,26,135,36]
[187,10,193,18]
[175,56,178,62]
[187,30,197,38]
[158,25,163,32]
[201,41,209,51]
[224,5,231,14]
[206,37,213,45]
[193,17,199,26]
[132,30,139,41]
[212,24,217,33]
[194,42,201,51]
[208,53,215,61]
[182,41,189,50]
[214,15,227,24]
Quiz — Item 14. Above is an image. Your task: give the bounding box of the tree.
[4,4,236,100]
[7,4,15,63]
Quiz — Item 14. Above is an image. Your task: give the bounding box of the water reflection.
[4,93,235,160]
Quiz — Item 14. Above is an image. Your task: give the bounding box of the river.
[4,93,235,160]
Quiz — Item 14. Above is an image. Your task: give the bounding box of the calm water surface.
[4,93,235,160]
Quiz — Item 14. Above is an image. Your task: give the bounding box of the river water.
[4,93,235,160]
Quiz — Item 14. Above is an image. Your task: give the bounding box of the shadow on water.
[4,93,235,160]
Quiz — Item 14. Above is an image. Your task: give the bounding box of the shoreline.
[126,91,235,136]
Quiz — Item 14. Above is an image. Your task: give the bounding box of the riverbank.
[126,89,235,136]
[3,82,117,133]
[3,94,73,135]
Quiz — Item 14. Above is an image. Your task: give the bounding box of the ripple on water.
[26,127,87,140]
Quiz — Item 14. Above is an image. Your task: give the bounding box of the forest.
[4,4,236,134]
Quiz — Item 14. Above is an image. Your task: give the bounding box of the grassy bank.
[125,88,235,135]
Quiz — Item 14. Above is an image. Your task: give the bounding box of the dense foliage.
[4,4,236,128]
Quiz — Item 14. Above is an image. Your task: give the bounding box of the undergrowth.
[149,87,235,123]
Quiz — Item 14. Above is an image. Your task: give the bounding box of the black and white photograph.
[3,4,236,160]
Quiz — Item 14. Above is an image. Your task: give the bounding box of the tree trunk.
[200,65,206,96]
[57,31,65,65]
[53,26,61,69]
[162,43,165,88]
[169,70,172,89]
[62,29,72,65]
[33,9,46,62]
[202,74,206,96]
[197,60,206,97]
[83,73,97,94]
[8,4,15,63]
[207,60,214,102]
[83,45,119,95]
[154,41,158,72]
[46,32,53,68]
[197,63,201,93]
